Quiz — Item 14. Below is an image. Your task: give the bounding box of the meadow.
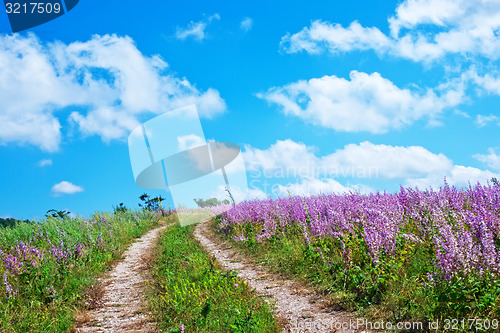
[0,209,161,332]
[147,217,279,333]
[3,180,500,332]
[213,181,500,329]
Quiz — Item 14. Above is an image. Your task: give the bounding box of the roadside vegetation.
[213,181,500,331]
[148,219,280,333]
[0,200,164,332]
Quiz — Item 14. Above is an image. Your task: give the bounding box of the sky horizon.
[1,0,500,220]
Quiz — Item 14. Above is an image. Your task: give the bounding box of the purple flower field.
[214,181,500,320]
[219,182,500,279]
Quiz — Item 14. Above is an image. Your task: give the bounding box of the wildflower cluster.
[215,181,500,320]
[218,182,500,280]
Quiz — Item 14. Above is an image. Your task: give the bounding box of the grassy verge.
[148,220,280,333]
[0,210,162,332]
[212,216,500,331]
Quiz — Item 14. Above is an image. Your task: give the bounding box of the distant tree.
[113,203,128,213]
[138,193,165,211]
[0,217,31,228]
[46,209,70,219]
[193,197,230,208]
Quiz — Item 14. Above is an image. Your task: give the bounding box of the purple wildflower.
[3,273,17,299]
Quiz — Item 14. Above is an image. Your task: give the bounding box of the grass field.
[0,210,161,332]
[3,181,500,332]
[147,217,280,333]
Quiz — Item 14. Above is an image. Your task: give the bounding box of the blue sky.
[1,0,500,220]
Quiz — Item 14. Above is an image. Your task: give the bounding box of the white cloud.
[51,181,84,195]
[0,33,226,151]
[244,139,499,194]
[244,139,318,174]
[281,0,500,62]
[474,148,500,171]
[388,0,465,37]
[240,17,253,32]
[37,159,53,167]
[406,165,499,189]
[209,13,221,22]
[244,139,453,180]
[69,107,140,141]
[176,22,207,41]
[322,141,453,179]
[468,66,500,101]
[177,134,206,150]
[175,14,220,41]
[469,70,500,97]
[0,34,68,151]
[475,114,499,127]
[259,71,463,133]
[281,20,391,55]
[246,188,268,200]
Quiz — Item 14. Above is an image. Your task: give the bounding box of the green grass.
[0,210,162,332]
[148,219,280,333]
[176,208,213,226]
[212,217,500,331]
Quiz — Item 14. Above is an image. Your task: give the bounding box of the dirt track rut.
[76,225,167,333]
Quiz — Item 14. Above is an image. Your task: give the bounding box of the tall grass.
[148,220,280,333]
[0,210,161,332]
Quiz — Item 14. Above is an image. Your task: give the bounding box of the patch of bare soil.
[194,220,375,333]
[75,225,168,333]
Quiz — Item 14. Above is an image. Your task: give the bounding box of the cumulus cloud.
[406,165,499,189]
[471,71,500,95]
[175,14,220,41]
[243,139,499,194]
[322,142,453,179]
[474,148,500,171]
[281,0,500,62]
[51,181,84,195]
[0,33,226,151]
[244,139,453,180]
[240,17,253,32]
[281,21,391,55]
[37,159,53,167]
[177,134,206,150]
[259,71,463,133]
[244,139,318,174]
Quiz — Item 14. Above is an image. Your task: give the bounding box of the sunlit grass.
[0,210,161,332]
[148,220,280,333]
